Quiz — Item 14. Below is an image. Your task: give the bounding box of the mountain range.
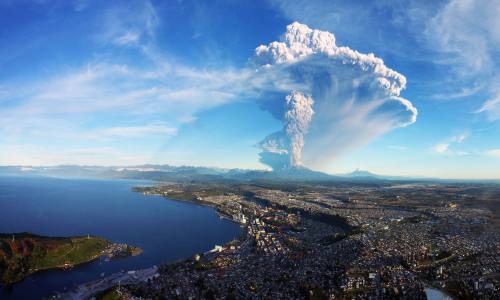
[0,165,497,184]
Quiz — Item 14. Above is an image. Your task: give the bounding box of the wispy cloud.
[431,133,469,155]
[476,92,500,121]
[79,124,178,141]
[114,31,140,46]
[427,0,500,118]
[427,0,500,75]
[98,0,159,47]
[0,1,269,164]
[73,0,90,12]
[486,149,500,158]
[432,143,450,154]
[429,84,484,100]
[0,144,157,166]
[0,62,248,130]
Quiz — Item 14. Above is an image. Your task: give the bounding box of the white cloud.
[114,31,140,46]
[431,133,469,155]
[455,134,467,143]
[433,143,450,154]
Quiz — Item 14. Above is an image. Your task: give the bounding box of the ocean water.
[0,176,241,299]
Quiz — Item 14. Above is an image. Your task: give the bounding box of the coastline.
[0,177,243,300]
[47,179,498,299]
[0,234,142,286]
[53,187,245,299]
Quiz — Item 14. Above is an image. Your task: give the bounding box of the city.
[58,181,498,299]
[1,1,500,299]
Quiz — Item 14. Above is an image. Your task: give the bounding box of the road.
[53,266,158,300]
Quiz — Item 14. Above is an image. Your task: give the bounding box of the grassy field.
[0,233,109,285]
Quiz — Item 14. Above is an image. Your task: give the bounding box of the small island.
[0,233,142,285]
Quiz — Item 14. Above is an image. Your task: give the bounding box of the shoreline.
[0,234,142,287]
[47,180,494,299]
[52,188,244,299]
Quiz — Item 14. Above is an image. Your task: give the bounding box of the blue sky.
[0,0,499,179]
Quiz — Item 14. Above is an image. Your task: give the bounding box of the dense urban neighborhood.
[55,180,499,299]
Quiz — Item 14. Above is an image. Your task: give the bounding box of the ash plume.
[284,91,314,166]
[252,22,417,171]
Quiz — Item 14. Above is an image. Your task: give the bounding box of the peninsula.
[0,233,142,285]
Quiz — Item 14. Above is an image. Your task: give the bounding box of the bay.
[0,176,241,299]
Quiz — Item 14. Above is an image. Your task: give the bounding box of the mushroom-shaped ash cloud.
[252,22,417,171]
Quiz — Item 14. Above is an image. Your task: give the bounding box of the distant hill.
[226,166,338,182]
[343,169,379,178]
[336,168,395,180]
[0,165,337,182]
[1,165,498,184]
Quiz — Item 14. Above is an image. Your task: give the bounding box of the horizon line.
[1,164,499,182]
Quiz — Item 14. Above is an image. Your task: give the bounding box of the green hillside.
[0,233,109,285]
